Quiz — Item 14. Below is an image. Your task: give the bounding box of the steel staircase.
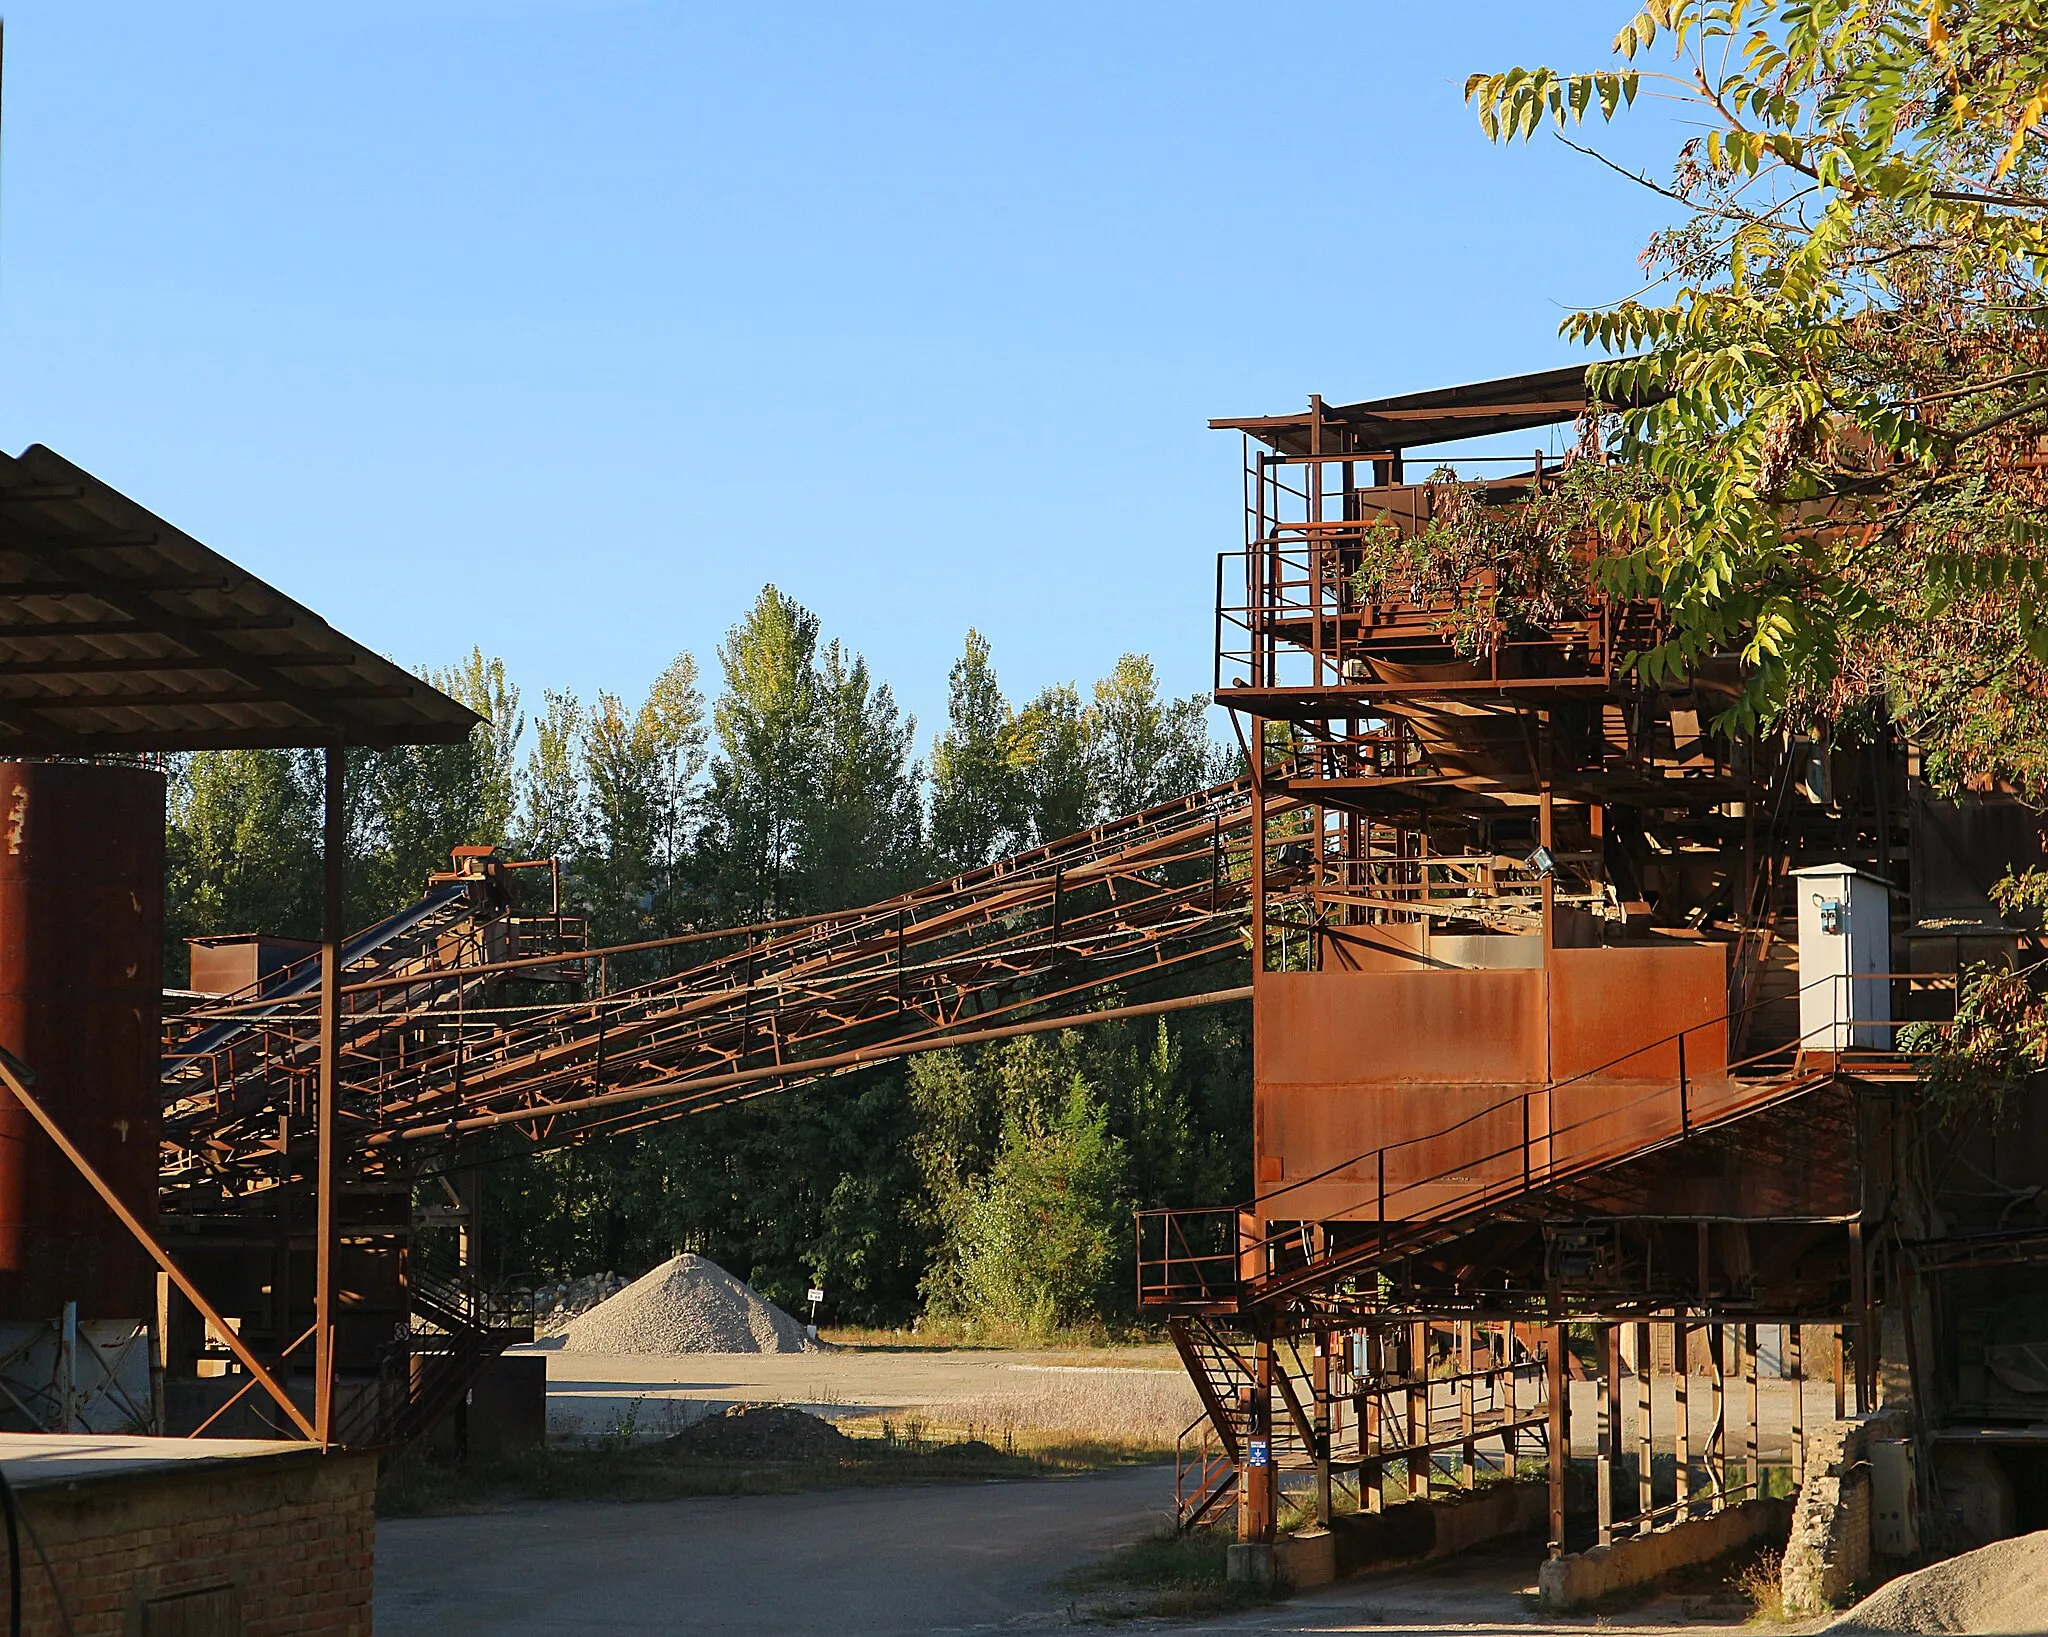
[334,1259,535,1452]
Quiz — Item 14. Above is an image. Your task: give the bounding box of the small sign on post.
[1246,1437,1270,1468]
[806,1285,824,1340]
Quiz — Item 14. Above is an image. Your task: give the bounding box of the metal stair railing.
[1139,969,1952,1312]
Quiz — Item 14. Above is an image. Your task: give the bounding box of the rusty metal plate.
[1255,968,1546,1086]
[1549,944,1728,1081]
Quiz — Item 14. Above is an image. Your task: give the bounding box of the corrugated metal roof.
[1212,360,1655,454]
[0,444,480,753]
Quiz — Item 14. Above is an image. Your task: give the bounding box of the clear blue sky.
[0,2,1677,747]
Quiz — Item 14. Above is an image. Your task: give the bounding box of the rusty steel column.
[1674,1314,1692,1515]
[1313,1323,1332,1527]
[1241,1335,1275,1545]
[1742,1324,1759,1499]
[1634,1322,1653,1523]
[1546,1325,1567,1557]
[1458,1319,1475,1489]
[314,747,344,1446]
[1789,1323,1806,1490]
[1408,1319,1429,1498]
[1596,1324,1616,1546]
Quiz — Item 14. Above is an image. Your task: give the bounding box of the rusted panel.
[1320,920,1429,972]
[1549,944,1727,1081]
[1256,1080,1527,1222]
[1255,968,1545,1086]
[0,762,165,1320]
[186,934,317,998]
[1255,969,1545,1223]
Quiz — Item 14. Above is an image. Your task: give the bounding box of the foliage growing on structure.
[1466,0,2048,791]
[1347,460,1657,658]
[1900,959,2048,1124]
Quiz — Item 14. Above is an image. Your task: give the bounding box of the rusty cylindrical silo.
[0,761,164,1321]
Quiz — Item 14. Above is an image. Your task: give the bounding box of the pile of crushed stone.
[532,1272,628,1337]
[1826,1530,2048,1633]
[660,1404,850,1461]
[562,1253,812,1354]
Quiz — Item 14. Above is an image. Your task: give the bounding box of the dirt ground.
[524,1339,1197,1443]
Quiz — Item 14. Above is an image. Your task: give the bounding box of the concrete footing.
[1538,1498,1792,1612]
[1225,1542,1273,1587]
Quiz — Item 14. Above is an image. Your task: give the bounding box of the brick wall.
[10,1448,376,1636]
[1780,1406,1905,1615]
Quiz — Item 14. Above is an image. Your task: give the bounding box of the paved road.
[375,1466,1174,1636]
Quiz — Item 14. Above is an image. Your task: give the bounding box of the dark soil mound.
[934,1439,1001,1460]
[661,1403,852,1462]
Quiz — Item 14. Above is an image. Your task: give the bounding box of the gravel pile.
[533,1272,628,1337]
[1826,1530,2048,1633]
[562,1253,812,1354]
[660,1403,850,1461]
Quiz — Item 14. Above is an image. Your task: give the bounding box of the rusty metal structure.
[150,780,1268,1444]
[6,359,2044,1592]
[1130,365,2048,1557]
[0,442,482,1446]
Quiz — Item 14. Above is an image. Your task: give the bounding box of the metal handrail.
[1138,968,1957,1306]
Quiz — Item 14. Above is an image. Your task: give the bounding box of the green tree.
[801,640,922,907]
[1467,0,2048,791]
[351,651,523,918]
[701,586,824,921]
[1088,654,1217,817]
[1013,683,1098,843]
[582,653,707,942]
[923,1078,1131,1335]
[929,630,1026,873]
[517,689,586,862]
[164,749,322,980]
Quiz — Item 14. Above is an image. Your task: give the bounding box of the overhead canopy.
[0,445,480,754]
[1211,361,1657,455]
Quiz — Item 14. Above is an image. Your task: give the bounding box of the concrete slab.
[0,1430,311,1488]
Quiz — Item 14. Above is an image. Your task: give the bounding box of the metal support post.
[1546,1325,1567,1558]
[1596,1324,1616,1546]
[1743,1324,1759,1499]
[1789,1323,1805,1491]
[1408,1320,1430,1498]
[1710,1324,1727,1504]
[315,746,344,1447]
[58,1300,77,1432]
[1459,1320,1475,1490]
[1244,1336,1276,1544]
[1313,1324,1333,1527]
[1634,1321,1653,1523]
[1674,1315,1691,1514]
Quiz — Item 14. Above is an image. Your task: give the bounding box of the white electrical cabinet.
[1792,864,1893,1050]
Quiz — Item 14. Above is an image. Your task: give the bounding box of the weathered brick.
[8,1445,376,1637]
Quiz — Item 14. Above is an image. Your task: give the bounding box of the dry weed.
[1738,1550,1789,1625]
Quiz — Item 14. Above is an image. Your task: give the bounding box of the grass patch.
[377,1425,1143,1518]
[1061,1524,1281,1620]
